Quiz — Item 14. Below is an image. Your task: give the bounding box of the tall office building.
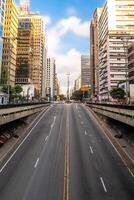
[42,42,47,98]
[81,55,90,86]
[98,0,134,101]
[0,0,6,82]
[1,0,18,86]
[128,44,134,101]
[15,15,34,85]
[90,8,102,98]
[30,14,44,98]
[16,1,46,99]
[46,58,56,99]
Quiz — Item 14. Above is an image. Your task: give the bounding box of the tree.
[14,85,23,94]
[110,87,126,100]
[59,94,66,100]
[1,85,9,94]
[71,90,83,101]
[1,85,23,102]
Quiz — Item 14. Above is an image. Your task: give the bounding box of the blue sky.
[16,0,105,93]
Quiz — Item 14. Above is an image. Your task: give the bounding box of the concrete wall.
[0,104,49,125]
[87,104,134,127]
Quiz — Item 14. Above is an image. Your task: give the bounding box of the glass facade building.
[0,0,6,79]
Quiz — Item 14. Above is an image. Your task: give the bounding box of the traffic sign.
[81,85,89,92]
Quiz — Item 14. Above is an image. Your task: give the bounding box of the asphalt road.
[0,104,133,200]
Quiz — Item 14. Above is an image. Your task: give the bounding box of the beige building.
[30,14,44,98]
[0,0,6,81]
[1,0,18,86]
[90,8,102,98]
[16,15,34,85]
[128,44,134,101]
[98,0,134,101]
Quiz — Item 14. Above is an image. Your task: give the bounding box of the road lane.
[0,104,65,200]
[69,103,134,200]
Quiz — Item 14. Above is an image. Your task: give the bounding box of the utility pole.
[66,73,70,100]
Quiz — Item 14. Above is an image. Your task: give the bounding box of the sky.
[16,0,105,94]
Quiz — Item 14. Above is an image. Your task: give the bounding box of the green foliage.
[71,90,83,101]
[1,85,8,94]
[1,85,23,102]
[110,87,126,100]
[14,85,23,94]
[59,94,66,100]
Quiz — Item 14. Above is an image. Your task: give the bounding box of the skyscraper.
[98,0,134,101]
[0,0,6,82]
[90,8,102,98]
[46,58,56,100]
[15,15,34,85]
[1,0,18,86]
[128,44,134,101]
[15,0,46,99]
[81,55,90,86]
[30,14,44,98]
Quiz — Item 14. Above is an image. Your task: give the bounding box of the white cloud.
[46,16,89,94]
[54,49,82,94]
[53,16,89,37]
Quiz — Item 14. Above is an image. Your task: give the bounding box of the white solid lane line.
[34,158,39,168]
[0,109,49,173]
[85,130,87,136]
[100,177,107,193]
[90,146,94,154]
[45,136,49,142]
[49,115,57,137]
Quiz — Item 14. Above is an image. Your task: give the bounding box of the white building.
[98,0,134,101]
[74,75,81,91]
[46,58,56,100]
[21,84,34,100]
[81,55,90,86]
